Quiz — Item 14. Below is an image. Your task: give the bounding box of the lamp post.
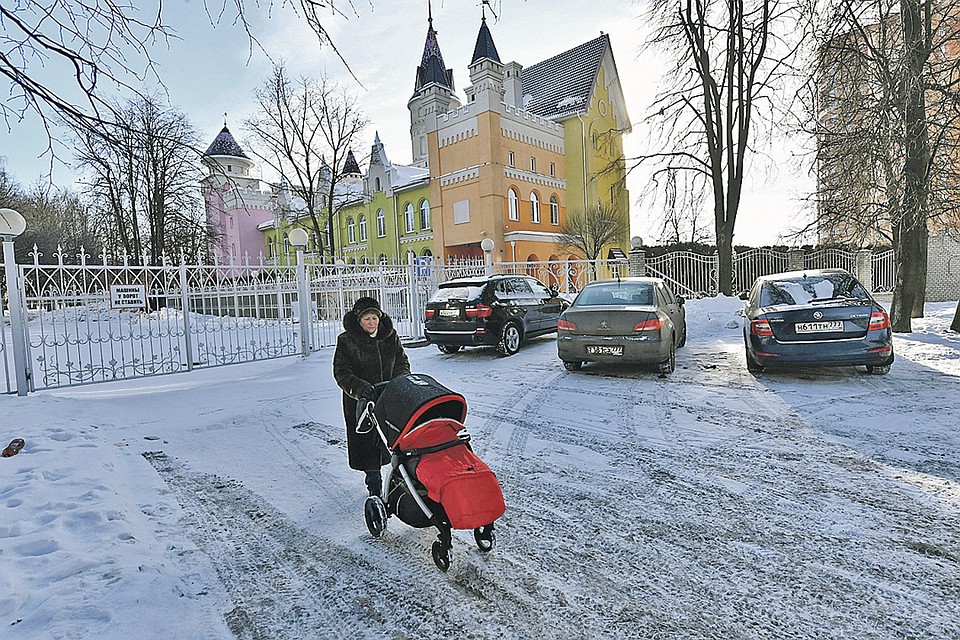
[481,237,495,276]
[288,227,311,356]
[1,208,29,395]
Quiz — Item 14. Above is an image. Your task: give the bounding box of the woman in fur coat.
[333,296,411,497]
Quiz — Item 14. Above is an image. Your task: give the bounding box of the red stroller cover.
[400,419,506,530]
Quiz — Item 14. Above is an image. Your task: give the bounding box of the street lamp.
[1,208,30,395]
[481,237,495,276]
[288,228,311,356]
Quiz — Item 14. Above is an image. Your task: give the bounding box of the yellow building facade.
[409,13,632,263]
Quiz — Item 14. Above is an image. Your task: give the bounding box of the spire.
[471,15,501,65]
[413,7,454,96]
[203,124,248,159]
[370,132,390,167]
[343,150,361,176]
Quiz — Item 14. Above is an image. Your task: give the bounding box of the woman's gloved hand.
[359,383,377,402]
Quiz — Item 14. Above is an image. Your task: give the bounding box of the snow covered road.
[2,299,959,639]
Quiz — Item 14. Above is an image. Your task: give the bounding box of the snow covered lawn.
[2,297,958,639]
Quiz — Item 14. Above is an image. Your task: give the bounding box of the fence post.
[2,236,30,395]
[179,263,194,372]
[788,249,805,272]
[408,252,423,340]
[629,248,646,277]
[295,248,311,356]
[856,249,873,292]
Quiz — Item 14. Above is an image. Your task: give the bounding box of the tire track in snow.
[143,451,606,640]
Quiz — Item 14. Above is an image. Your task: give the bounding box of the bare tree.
[644,168,714,244]
[73,95,208,264]
[802,0,960,331]
[0,163,99,263]
[244,65,367,259]
[1,1,358,171]
[556,203,630,264]
[639,0,807,295]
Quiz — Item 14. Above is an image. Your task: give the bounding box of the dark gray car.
[556,277,687,373]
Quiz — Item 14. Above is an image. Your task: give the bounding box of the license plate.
[586,345,624,356]
[439,309,459,317]
[795,321,843,333]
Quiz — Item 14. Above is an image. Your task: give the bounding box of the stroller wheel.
[431,540,451,571]
[364,496,388,538]
[474,524,496,552]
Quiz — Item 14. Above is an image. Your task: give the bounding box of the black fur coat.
[332,309,410,470]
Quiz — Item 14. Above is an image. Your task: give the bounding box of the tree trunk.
[890,0,931,332]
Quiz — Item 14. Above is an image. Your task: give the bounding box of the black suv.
[424,274,569,356]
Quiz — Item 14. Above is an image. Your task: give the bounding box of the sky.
[2,296,958,638]
[1,0,815,246]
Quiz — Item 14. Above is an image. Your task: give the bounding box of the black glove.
[359,383,377,402]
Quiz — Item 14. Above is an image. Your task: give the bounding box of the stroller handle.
[354,381,392,449]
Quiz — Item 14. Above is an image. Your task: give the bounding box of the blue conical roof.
[204,126,248,159]
[471,17,500,65]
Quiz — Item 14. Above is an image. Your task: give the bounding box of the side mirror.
[549,286,560,298]
[738,291,749,301]
[676,295,685,306]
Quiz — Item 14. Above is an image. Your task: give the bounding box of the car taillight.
[634,317,663,331]
[557,318,577,331]
[424,309,435,319]
[869,310,890,330]
[465,304,493,319]
[751,319,774,337]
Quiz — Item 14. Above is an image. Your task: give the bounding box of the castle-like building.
[202,10,631,266]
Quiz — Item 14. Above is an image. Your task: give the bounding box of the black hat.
[352,296,382,318]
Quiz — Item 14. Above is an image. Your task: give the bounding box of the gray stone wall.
[926,232,960,302]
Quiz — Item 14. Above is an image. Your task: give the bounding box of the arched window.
[419,199,431,230]
[550,196,559,225]
[375,177,382,191]
[404,203,416,233]
[283,233,290,255]
[310,232,317,252]
[324,220,332,247]
[508,188,519,221]
[347,217,356,244]
[376,209,386,237]
[530,192,541,223]
[358,214,367,242]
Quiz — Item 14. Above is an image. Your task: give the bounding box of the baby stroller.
[357,373,506,571]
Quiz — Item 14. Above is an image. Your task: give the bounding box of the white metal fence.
[1,246,899,394]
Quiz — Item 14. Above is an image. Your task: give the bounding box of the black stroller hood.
[374,373,467,448]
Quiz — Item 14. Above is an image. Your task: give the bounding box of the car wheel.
[745,346,763,373]
[563,360,582,372]
[437,344,461,354]
[678,325,687,348]
[497,322,522,356]
[866,364,890,375]
[658,338,676,374]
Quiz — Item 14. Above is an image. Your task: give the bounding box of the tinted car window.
[573,283,654,306]
[508,278,532,294]
[430,284,485,302]
[759,273,870,307]
[527,279,551,297]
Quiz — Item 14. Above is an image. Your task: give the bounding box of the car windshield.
[429,283,485,303]
[759,274,870,307]
[573,283,654,307]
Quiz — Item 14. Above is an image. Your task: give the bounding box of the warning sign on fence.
[109,285,147,309]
